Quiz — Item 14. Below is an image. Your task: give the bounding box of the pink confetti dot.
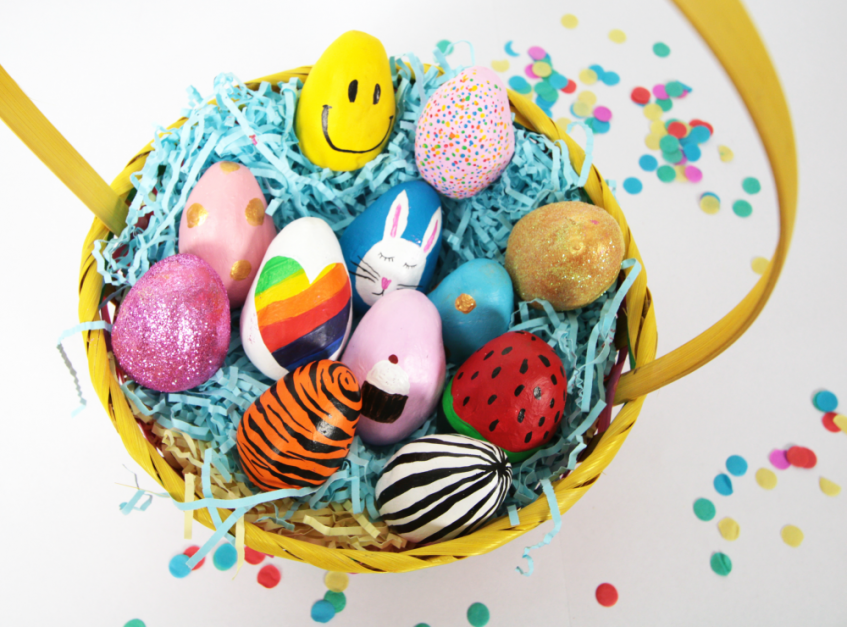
[685,165,701,182]
[528,46,547,61]
[525,64,539,79]
[652,84,668,100]
[593,106,612,122]
[678,89,689,99]
[769,449,790,470]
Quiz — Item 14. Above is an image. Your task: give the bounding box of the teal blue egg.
[429,259,514,365]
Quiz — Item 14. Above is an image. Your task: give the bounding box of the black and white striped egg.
[375,434,512,545]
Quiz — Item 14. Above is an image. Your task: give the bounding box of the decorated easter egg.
[339,180,442,314]
[240,217,353,380]
[375,434,512,544]
[178,161,277,307]
[428,258,514,365]
[415,66,515,199]
[341,289,446,445]
[441,331,567,461]
[112,254,230,393]
[505,201,625,311]
[237,360,362,491]
[295,31,396,172]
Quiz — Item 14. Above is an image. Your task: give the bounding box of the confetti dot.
[579,69,598,84]
[656,165,676,182]
[786,446,817,469]
[667,121,687,138]
[742,177,761,194]
[684,166,702,182]
[755,467,777,490]
[467,603,490,627]
[814,390,838,412]
[656,98,673,112]
[690,119,713,134]
[718,517,740,541]
[528,46,547,61]
[663,149,683,165]
[577,90,597,106]
[561,14,579,29]
[325,571,349,592]
[822,412,843,432]
[595,583,619,607]
[639,154,658,172]
[653,42,671,57]
[688,125,711,144]
[781,525,804,547]
[324,591,347,613]
[608,28,627,43]
[623,177,642,194]
[124,621,146,627]
[213,544,237,571]
[733,200,752,217]
[835,414,847,433]
[258,564,281,589]
[591,119,611,134]
[548,72,568,89]
[524,64,539,79]
[563,79,577,94]
[183,545,206,570]
[683,143,702,161]
[491,60,510,72]
[770,449,790,470]
[665,81,685,97]
[573,101,593,118]
[650,121,668,137]
[645,134,661,150]
[719,145,734,162]
[631,87,651,104]
[700,193,721,214]
[508,76,532,95]
[244,547,266,565]
[593,106,612,122]
[643,103,663,120]
[534,81,558,101]
[714,474,733,496]
[311,600,336,623]
[652,84,669,100]
[436,40,453,54]
[751,257,769,275]
[820,477,841,497]
[710,552,732,576]
[693,498,716,521]
[169,554,191,579]
[532,61,552,78]
[726,455,748,477]
[414,624,431,627]
[555,117,572,129]
[659,135,680,152]
[504,41,519,57]
[602,71,620,86]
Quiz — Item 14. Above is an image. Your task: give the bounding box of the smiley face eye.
[348,80,358,103]
[373,83,381,105]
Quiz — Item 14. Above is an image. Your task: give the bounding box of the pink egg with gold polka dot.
[178,161,277,307]
[415,66,515,199]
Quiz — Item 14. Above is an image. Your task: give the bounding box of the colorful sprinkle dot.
[609,29,627,43]
[593,106,612,122]
[601,71,620,86]
[631,87,651,105]
[781,525,804,548]
[595,583,619,607]
[508,76,531,95]
[684,166,702,182]
[324,591,347,613]
[532,61,552,78]
[719,145,734,162]
[714,473,733,496]
[467,602,490,627]
[183,545,206,570]
[786,446,817,469]
[325,571,349,592]
[814,390,838,412]
[769,449,790,470]
[700,193,721,214]
[751,257,769,275]
[710,552,732,576]
[726,455,748,477]
[657,165,676,182]
[561,14,579,29]
[820,477,841,497]
[169,554,191,579]
[579,68,598,84]
[755,467,777,490]
[639,154,658,171]
[822,412,843,433]
[257,564,281,589]
[742,177,761,194]
[528,46,547,60]
[653,42,671,57]
[718,517,740,541]
[491,60,510,72]
[213,544,237,571]
[623,177,643,194]
[311,600,336,623]
[733,200,752,217]
[693,497,716,521]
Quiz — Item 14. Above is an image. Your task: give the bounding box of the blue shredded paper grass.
[94,51,635,544]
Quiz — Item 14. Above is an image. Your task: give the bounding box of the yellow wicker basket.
[0,0,795,574]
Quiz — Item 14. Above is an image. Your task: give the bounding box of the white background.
[1,0,845,625]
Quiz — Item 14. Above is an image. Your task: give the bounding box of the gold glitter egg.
[504,201,625,311]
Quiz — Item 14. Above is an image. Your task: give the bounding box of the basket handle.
[614,0,797,402]
[0,64,127,235]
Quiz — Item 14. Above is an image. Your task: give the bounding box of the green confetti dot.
[653,42,671,57]
[665,81,684,97]
[324,591,347,613]
[414,624,431,627]
[711,552,732,576]
[657,165,676,182]
[733,200,753,217]
[659,135,680,152]
[436,39,453,54]
[693,498,716,521]
[742,177,761,194]
[656,98,673,112]
[467,602,490,627]
[124,621,146,627]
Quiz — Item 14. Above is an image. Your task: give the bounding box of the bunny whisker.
[354,262,379,280]
[356,257,381,276]
[397,284,419,288]
[352,272,376,282]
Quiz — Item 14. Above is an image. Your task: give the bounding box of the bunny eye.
[403,262,417,269]
[378,253,394,262]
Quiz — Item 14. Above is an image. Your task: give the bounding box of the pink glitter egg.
[112,254,231,392]
[415,66,515,199]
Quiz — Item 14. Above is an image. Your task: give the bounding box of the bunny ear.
[422,207,442,254]
[383,190,410,239]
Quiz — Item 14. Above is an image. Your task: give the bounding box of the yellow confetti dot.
[751,257,769,275]
[577,90,597,106]
[561,14,579,29]
[532,61,552,78]
[325,571,349,592]
[718,517,740,541]
[719,145,734,162]
[645,134,661,150]
[700,195,721,214]
[650,121,668,137]
[608,29,627,43]
[834,413,847,433]
[491,59,510,72]
[579,68,598,85]
[755,467,777,490]
[555,117,572,129]
[572,101,593,118]
[643,103,663,120]
[674,165,687,180]
[781,525,804,548]
[820,477,841,497]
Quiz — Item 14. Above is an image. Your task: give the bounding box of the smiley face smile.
[321,105,394,154]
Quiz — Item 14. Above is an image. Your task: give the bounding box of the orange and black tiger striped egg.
[237,360,362,491]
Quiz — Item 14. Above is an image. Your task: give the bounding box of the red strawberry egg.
[441,331,567,461]
[415,66,515,199]
[179,161,277,307]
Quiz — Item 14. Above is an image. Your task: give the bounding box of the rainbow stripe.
[255,257,351,371]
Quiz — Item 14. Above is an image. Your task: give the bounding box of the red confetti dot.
[667,122,688,138]
[245,547,266,565]
[183,545,206,570]
[822,412,841,433]
[563,79,577,94]
[689,119,714,135]
[631,87,650,105]
[786,446,817,469]
[596,583,619,607]
[257,564,281,589]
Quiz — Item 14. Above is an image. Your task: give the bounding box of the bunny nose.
[381,277,391,290]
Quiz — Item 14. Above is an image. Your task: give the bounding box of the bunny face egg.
[178,161,277,307]
[415,66,515,199]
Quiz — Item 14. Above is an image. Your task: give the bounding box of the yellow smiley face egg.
[295,31,396,172]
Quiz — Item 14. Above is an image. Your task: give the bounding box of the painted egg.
[178,161,277,307]
[112,254,230,393]
[375,434,512,544]
[428,258,514,365]
[340,180,442,314]
[341,289,446,446]
[237,360,362,491]
[415,66,515,199]
[505,201,625,310]
[295,31,396,172]
[240,217,353,380]
[441,331,567,461]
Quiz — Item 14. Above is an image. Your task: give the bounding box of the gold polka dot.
[230,259,252,281]
[455,294,477,314]
[245,198,266,226]
[186,203,208,228]
[219,161,240,173]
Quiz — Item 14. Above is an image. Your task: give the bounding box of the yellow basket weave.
[0,0,795,574]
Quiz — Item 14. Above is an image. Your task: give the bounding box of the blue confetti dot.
[683,143,702,161]
[311,600,336,623]
[589,64,606,81]
[726,455,748,477]
[814,390,838,412]
[639,154,658,172]
[601,71,620,86]
[570,103,586,119]
[623,177,643,194]
[688,125,711,144]
[213,543,237,571]
[548,72,568,89]
[508,76,531,95]
[592,119,610,134]
[169,554,191,579]
[714,474,733,496]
